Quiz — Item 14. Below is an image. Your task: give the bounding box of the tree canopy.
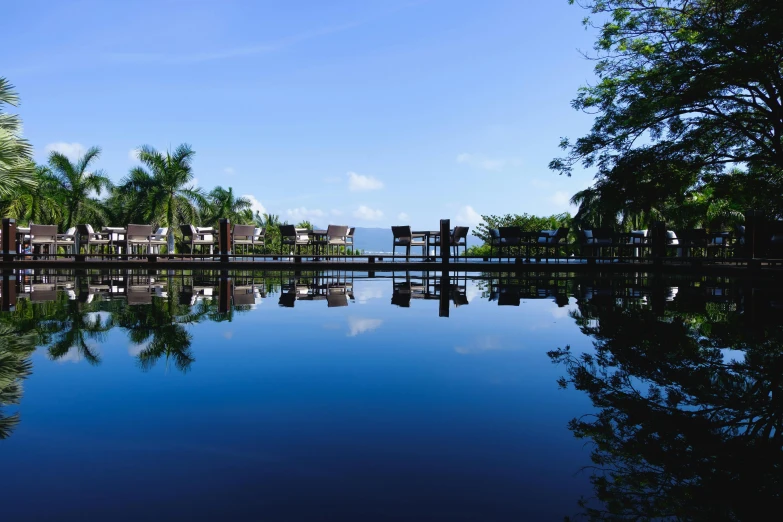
[553,0,783,226]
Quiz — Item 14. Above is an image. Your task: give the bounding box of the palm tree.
[204,186,252,227]
[255,212,280,229]
[0,77,35,201]
[48,146,112,230]
[130,144,205,251]
[5,164,63,224]
[0,323,35,439]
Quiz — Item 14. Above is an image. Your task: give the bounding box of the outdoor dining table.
[102,226,126,254]
[412,230,440,261]
[15,227,30,254]
[310,229,327,259]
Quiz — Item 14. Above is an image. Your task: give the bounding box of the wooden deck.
[2,254,783,279]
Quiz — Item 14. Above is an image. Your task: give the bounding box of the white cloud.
[287,207,326,221]
[353,282,385,304]
[347,171,384,191]
[190,177,200,188]
[45,142,86,161]
[353,205,383,221]
[455,335,508,355]
[224,167,235,175]
[242,194,267,216]
[330,209,343,216]
[550,191,572,208]
[129,148,140,161]
[397,212,410,222]
[455,205,482,227]
[347,316,383,337]
[456,153,521,172]
[128,342,149,357]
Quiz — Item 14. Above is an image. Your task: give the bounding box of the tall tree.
[5,165,63,225]
[128,144,205,250]
[552,1,783,219]
[0,77,34,202]
[48,146,112,230]
[203,186,252,227]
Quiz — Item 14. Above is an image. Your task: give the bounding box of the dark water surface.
[0,270,781,521]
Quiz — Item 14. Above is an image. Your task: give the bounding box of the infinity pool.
[0,270,780,521]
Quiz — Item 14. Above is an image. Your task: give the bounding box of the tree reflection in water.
[0,323,35,439]
[550,280,783,520]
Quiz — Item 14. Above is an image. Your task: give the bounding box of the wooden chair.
[326,225,350,256]
[30,224,58,258]
[392,226,425,259]
[179,224,214,255]
[280,225,310,255]
[232,224,256,256]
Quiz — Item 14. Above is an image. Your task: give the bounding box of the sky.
[3,0,599,229]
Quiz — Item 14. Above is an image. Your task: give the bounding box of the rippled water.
[0,269,780,521]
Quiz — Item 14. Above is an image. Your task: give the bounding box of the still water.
[0,270,780,521]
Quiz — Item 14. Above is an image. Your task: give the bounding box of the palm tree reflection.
[550,288,783,520]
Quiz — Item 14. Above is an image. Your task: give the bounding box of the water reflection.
[551,276,783,520]
[1,267,782,520]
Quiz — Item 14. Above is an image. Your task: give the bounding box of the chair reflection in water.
[391,272,469,308]
[278,271,353,308]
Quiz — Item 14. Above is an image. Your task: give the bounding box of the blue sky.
[4,0,598,228]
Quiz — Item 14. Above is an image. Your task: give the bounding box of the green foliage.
[48,146,112,229]
[555,1,783,227]
[472,213,572,244]
[0,77,35,200]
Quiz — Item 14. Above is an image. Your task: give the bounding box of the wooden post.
[219,218,231,263]
[651,221,666,266]
[218,275,232,314]
[2,218,17,263]
[744,210,767,260]
[440,219,451,265]
[1,271,16,311]
[438,271,450,317]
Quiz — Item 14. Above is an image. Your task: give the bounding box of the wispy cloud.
[347,316,383,337]
[243,194,266,216]
[347,171,384,191]
[397,212,410,222]
[456,205,482,226]
[128,148,140,161]
[105,22,363,65]
[45,142,86,161]
[455,335,508,355]
[456,153,522,172]
[353,205,383,221]
[224,167,235,176]
[287,207,325,221]
[550,191,572,208]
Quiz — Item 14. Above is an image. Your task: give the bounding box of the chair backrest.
[64,227,76,236]
[254,227,266,238]
[30,224,57,241]
[126,224,152,241]
[554,227,569,240]
[179,224,196,238]
[489,228,500,240]
[155,227,168,236]
[279,224,297,238]
[499,226,521,239]
[392,226,412,240]
[451,226,469,244]
[327,225,349,238]
[592,227,613,240]
[232,224,255,239]
[347,227,355,238]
